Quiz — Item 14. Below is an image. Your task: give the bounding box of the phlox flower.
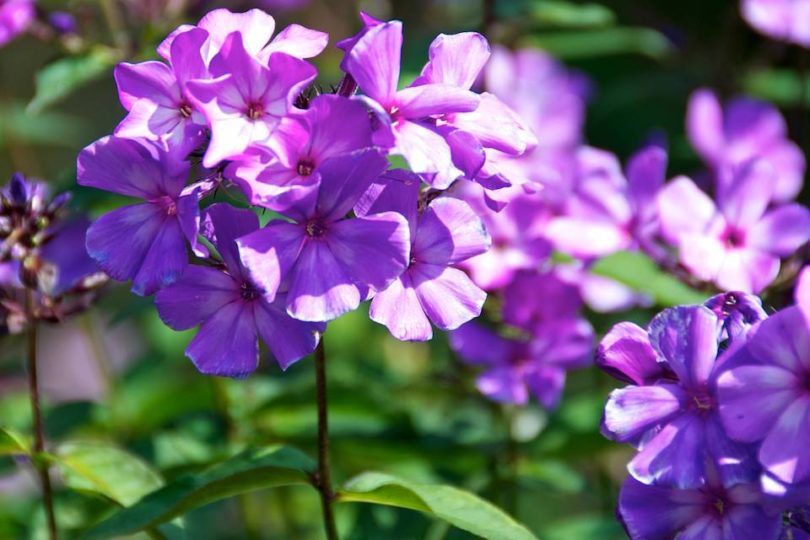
[226,94,375,212]
[356,170,490,341]
[0,0,34,48]
[687,88,805,202]
[342,19,481,188]
[237,150,410,322]
[77,136,200,296]
[741,0,810,48]
[156,204,323,378]
[657,161,810,293]
[500,270,582,331]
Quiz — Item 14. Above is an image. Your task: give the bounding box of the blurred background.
[1,0,808,538]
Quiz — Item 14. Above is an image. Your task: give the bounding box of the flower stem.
[336,74,357,98]
[25,289,57,540]
[314,338,339,540]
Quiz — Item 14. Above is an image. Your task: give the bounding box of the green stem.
[314,338,339,540]
[26,289,57,540]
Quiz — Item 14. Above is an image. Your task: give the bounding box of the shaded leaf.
[590,251,706,306]
[0,427,29,456]
[80,446,315,539]
[530,1,616,28]
[521,27,673,60]
[337,472,538,540]
[744,68,810,106]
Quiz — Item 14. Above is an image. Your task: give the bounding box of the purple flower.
[546,144,667,259]
[186,32,317,167]
[114,28,209,151]
[618,476,781,540]
[658,161,810,293]
[225,94,374,212]
[0,0,34,48]
[77,136,199,296]
[39,218,101,296]
[342,20,481,188]
[501,269,582,330]
[704,291,768,343]
[687,88,805,202]
[599,305,757,488]
[798,266,810,318]
[357,171,490,341]
[237,150,410,322]
[156,204,323,378]
[450,319,593,408]
[717,306,810,487]
[742,0,810,48]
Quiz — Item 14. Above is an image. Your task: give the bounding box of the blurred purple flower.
[237,150,410,322]
[0,0,34,47]
[687,88,805,202]
[501,269,582,330]
[47,11,76,35]
[77,136,200,296]
[741,0,810,47]
[658,161,810,293]
[156,204,323,377]
[717,305,810,487]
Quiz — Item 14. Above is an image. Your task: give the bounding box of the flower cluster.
[597,288,810,539]
[77,8,544,377]
[0,173,105,333]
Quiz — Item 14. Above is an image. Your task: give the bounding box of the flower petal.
[413,198,491,265]
[237,221,306,303]
[370,273,433,341]
[345,21,402,105]
[395,84,480,119]
[657,176,721,243]
[412,264,486,331]
[597,322,663,385]
[747,203,810,257]
[185,300,258,378]
[417,32,490,89]
[759,397,810,484]
[114,61,178,111]
[155,266,240,330]
[602,384,686,443]
[254,296,324,370]
[629,413,707,488]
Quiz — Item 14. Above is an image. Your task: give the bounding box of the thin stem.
[26,289,57,540]
[314,338,339,540]
[336,73,357,98]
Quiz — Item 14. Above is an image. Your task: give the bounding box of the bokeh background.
[1,1,807,538]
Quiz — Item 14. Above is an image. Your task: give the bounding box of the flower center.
[689,389,714,414]
[297,159,315,176]
[179,103,193,119]
[720,226,746,248]
[240,281,260,301]
[246,103,264,120]
[306,220,327,238]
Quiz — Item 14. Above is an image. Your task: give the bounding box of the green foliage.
[0,427,29,456]
[521,27,673,60]
[529,1,616,28]
[338,472,538,540]
[744,68,810,106]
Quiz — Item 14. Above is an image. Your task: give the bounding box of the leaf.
[590,251,706,306]
[0,427,29,456]
[744,68,810,106]
[27,48,119,114]
[80,446,315,539]
[529,1,616,28]
[521,27,673,60]
[0,102,90,147]
[337,472,538,540]
[57,442,164,506]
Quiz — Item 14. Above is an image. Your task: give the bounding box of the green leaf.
[529,1,616,28]
[521,27,673,60]
[590,251,707,306]
[0,427,29,456]
[80,446,315,539]
[57,442,164,506]
[27,48,119,114]
[0,102,90,147]
[337,472,538,540]
[743,68,810,106]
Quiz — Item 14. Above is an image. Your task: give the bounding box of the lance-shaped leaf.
[0,427,29,455]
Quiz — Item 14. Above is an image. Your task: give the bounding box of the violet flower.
[658,161,810,293]
[717,305,810,487]
[237,150,410,322]
[618,475,782,540]
[687,88,805,202]
[226,94,375,213]
[704,291,768,343]
[450,320,593,409]
[156,204,323,378]
[186,32,317,167]
[356,170,490,341]
[77,136,199,296]
[0,0,34,48]
[798,266,810,318]
[741,0,810,48]
[501,270,582,331]
[598,305,758,488]
[342,19,481,188]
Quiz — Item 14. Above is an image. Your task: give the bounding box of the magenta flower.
[618,476,781,540]
[687,88,805,202]
[717,306,810,487]
[226,94,375,212]
[704,291,768,343]
[114,28,209,151]
[357,171,490,341]
[186,32,317,167]
[451,319,593,408]
[156,204,323,378]
[599,305,758,488]
[77,136,199,296]
[798,266,810,318]
[0,0,34,48]
[237,150,410,322]
[657,161,810,293]
[742,0,810,47]
[546,144,667,259]
[343,20,481,188]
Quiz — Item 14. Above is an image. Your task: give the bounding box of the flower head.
[741,0,810,48]
[0,0,34,48]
